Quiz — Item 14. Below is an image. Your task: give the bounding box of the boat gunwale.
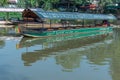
[22,27,113,38]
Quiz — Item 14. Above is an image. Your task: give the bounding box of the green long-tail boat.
[19,8,116,37]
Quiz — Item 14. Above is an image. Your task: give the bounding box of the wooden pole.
[6,12,9,21]
[42,20,44,28]
[50,19,52,28]
[42,22,44,28]
[82,19,85,27]
[94,20,96,27]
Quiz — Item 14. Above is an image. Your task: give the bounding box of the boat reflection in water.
[18,30,112,49]
[18,29,113,68]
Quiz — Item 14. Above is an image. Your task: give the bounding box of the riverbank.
[0,24,14,28]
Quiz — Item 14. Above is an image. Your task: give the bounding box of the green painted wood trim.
[23,27,113,37]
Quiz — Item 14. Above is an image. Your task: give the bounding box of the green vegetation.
[17,0,120,14]
[0,12,22,20]
[104,3,120,14]
[0,0,120,10]
[0,0,8,7]
[0,0,120,20]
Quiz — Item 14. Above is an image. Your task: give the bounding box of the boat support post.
[50,19,52,28]
[82,19,85,27]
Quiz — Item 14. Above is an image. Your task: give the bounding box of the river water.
[0,27,120,80]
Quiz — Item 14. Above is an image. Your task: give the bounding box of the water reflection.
[55,53,82,72]
[0,40,5,48]
[19,34,112,67]
[55,38,113,72]
[1,27,120,80]
[110,28,120,80]
[0,27,15,35]
[0,27,21,49]
[20,28,120,79]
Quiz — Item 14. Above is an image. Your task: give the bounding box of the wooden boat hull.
[22,27,113,38]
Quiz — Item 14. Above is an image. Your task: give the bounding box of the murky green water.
[0,28,120,80]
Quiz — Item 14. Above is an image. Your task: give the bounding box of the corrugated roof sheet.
[32,10,116,20]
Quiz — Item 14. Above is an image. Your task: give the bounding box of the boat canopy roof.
[23,9,116,20]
